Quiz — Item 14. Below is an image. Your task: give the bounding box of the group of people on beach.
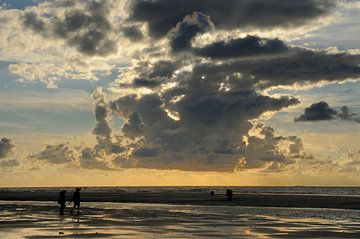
[58,188,232,215]
[210,189,233,201]
[57,188,81,216]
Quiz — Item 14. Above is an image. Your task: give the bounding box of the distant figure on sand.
[69,188,81,215]
[57,190,66,216]
[210,190,215,197]
[226,189,233,201]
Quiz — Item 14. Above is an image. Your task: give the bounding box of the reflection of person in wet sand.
[69,188,81,215]
[57,190,66,216]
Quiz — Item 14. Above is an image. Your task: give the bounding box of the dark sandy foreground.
[1,190,360,210]
[1,200,360,238]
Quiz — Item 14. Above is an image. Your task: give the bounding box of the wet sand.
[1,190,360,210]
[2,189,360,238]
[1,200,360,238]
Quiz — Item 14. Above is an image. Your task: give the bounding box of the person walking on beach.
[226,189,233,201]
[69,188,81,215]
[57,190,66,216]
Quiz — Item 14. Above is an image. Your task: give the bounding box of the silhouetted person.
[69,188,81,215]
[226,189,233,201]
[57,190,66,216]
[210,190,215,197]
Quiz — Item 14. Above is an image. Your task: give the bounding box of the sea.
[2,186,360,196]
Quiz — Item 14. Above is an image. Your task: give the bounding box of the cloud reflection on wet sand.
[1,201,360,238]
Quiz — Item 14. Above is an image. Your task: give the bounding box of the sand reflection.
[1,201,360,238]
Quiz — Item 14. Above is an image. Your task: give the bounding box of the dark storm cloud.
[129,0,336,38]
[0,138,15,159]
[295,101,337,121]
[177,91,299,127]
[122,113,145,138]
[169,12,213,52]
[118,60,178,89]
[22,1,117,56]
[107,33,360,171]
[111,94,176,139]
[23,12,46,33]
[30,144,75,164]
[105,24,360,172]
[149,60,177,78]
[194,35,289,59]
[246,51,360,88]
[132,78,162,88]
[122,25,144,41]
[191,49,360,90]
[110,88,300,171]
[295,101,360,122]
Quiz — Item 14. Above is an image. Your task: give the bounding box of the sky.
[1,0,360,187]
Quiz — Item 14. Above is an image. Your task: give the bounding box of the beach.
[1,200,360,238]
[1,187,360,238]
[1,187,360,210]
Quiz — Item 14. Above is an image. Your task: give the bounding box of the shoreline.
[1,191,360,210]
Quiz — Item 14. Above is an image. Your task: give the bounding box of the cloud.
[79,147,110,169]
[22,12,46,33]
[122,113,145,138]
[109,89,301,171]
[105,28,360,172]
[11,0,360,174]
[74,88,131,170]
[191,48,360,91]
[169,12,214,52]
[300,148,360,174]
[0,2,122,88]
[22,1,118,56]
[133,147,159,157]
[295,101,360,122]
[129,0,336,38]
[8,61,114,88]
[106,14,360,172]
[295,101,337,121]
[76,87,117,169]
[0,159,20,168]
[30,143,75,164]
[0,138,15,159]
[338,106,360,122]
[112,155,137,168]
[194,35,289,59]
[238,125,302,170]
[149,60,178,78]
[121,25,144,41]
[92,88,112,140]
[132,78,162,88]
[114,60,179,90]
